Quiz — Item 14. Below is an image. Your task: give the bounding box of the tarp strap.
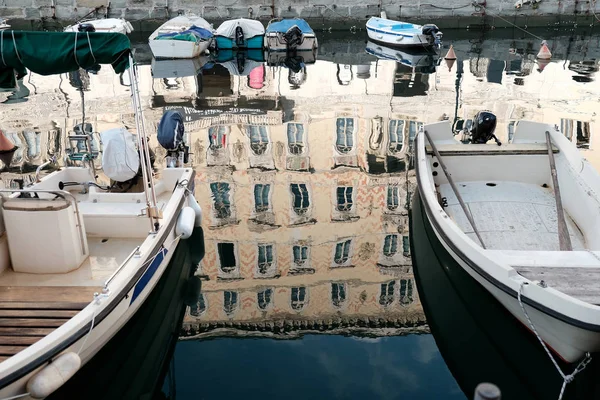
[11,31,23,64]
[73,32,98,68]
[0,30,5,67]
[86,32,97,65]
[74,31,81,68]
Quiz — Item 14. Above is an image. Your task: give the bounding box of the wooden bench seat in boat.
[0,286,98,362]
[425,143,559,156]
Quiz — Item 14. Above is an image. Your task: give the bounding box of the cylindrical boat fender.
[176,206,195,239]
[183,275,203,307]
[27,352,81,399]
[187,193,202,227]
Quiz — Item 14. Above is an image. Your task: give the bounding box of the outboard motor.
[157,110,190,167]
[283,26,303,51]
[470,111,502,146]
[77,23,96,33]
[235,26,244,48]
[422,24,442,46]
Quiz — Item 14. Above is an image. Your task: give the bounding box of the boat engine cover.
[470,111,498,144]
[235,25,244,47]
[422,24,439,36]
[283,26,303,51]
[100,127,140,182]
[77,23,96,33]
[157,110,185,150]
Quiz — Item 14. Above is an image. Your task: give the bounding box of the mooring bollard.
[474,383,501,400]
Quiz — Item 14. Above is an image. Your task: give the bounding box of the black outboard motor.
[470,111,502,146]
[422,24,442,46]
[157,110,190,167]
[77,23,96,33]
[283,26,303,51]
[235,26,244,48]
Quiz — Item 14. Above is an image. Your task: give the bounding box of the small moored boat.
[214,18,265,50]
[149,16,213,59]
[64,18,134,35]
[264,18,318,52]
[414,111,600,364]
[366,17,442,48]
[0,31,204,398]
[0,19,10,31]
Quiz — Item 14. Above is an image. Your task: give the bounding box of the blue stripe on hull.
[366,25,416,38]
[130,247,167,304]
[216,35,264,49]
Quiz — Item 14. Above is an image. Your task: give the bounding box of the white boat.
[365,40,439,73]
[264,18,318,52]
[0,31,204,398]
[414,111,600,364]
[0,18,10,31]
[63,18,134,35]
[366,17,442,48]
[214,18,265,50]
[149,16,214,59]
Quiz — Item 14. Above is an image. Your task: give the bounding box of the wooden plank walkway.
[515,267,600,305]
[0,286,99,360]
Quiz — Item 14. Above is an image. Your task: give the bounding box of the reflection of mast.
[453,59,464,127]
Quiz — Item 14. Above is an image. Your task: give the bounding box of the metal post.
[545,131,572,251]
[474,383,501,400]
[424,129,486,248]
[128,54,157,233]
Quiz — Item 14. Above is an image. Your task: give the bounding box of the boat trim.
[366,25,415,38]
[0,175,194,388]
[414,136,600,333]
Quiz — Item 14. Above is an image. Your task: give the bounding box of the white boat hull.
[149,39,210,59]
[63,18,134,35]
[264,33,317,52]
[366,28,434,47]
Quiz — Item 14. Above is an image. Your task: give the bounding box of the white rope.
[0,393,30,400]
[518,282,592,400]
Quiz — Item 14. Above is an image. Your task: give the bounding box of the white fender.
[176,206,195,239]
[187,193,202,227]
[27,352,81,399]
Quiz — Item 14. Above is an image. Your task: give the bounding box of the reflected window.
[389,120,404,153]
[257,288,273,310]
[400,279,414,305]
[403,236,410,257]
[408,121,422,152]
[290,183,310,215]
[336,186,353,212]
[210,182,231,219]
[331,283,346,307]
[248,125,269,155]
[334,240,351,265]
[287,123,305,155]
[293,245,309,266]
[383,234,398,257]
[379,281,395,306]
[387,185,399,211]
[257,244,274,275]
[336,118,355,154]
[218,243,237,273]
[291,287,307,310]
[223,291,238,315]
[254,184,270,212]
[190,293,206,316]
[507,121,516,143]
[208,126,227,150]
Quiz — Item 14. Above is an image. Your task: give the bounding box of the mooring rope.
[518,282,592,400]
[472,2,545,41]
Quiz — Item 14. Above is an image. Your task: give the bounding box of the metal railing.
[103,245,140,292]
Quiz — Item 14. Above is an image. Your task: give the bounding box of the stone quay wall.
[1,0,599,29]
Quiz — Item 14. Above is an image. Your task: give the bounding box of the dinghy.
[64,18,134,35]
[264,18,318,52]
[414,111,600,364]
[366,17,442,48]
[214,18,265,50]
[0,31,203,398]
[365,40,439,73]
[149,16,213,59]
[0,19,10,31]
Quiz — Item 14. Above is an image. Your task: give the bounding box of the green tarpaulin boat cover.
[0,30,131,89]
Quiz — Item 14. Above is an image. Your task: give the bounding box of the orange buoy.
[537,40,552,60]
[444,44,457,60]
[445,58,456,71]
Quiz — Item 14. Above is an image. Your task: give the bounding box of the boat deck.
[439,181,586,251]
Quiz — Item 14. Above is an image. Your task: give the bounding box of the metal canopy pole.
[128,54,159,233]
[424,129,486,249]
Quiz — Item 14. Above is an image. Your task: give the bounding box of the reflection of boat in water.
[216,51,265,76]
[366,41,439,74]
[415,116,600,364]
[151,56,210,78]
[410,190,598,400]
[266,51,316,71]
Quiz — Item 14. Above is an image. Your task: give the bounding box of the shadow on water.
[48,227,205,400]
[410,191,600,400]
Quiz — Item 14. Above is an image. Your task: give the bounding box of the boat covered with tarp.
[214,18,265,50]
[0,30,203,399]
[149,16,214,59]
[264,18,318,52]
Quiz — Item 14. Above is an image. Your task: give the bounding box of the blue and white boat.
[264,18,318,52]
[366,17,442,48]
[214,19,265,50]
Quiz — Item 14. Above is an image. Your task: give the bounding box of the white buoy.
[187,193,203,227]
[176,206,195,239]
[27,352,81,399]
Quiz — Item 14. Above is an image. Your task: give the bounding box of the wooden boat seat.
[0,286,98,361]
[425,143,559,156]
